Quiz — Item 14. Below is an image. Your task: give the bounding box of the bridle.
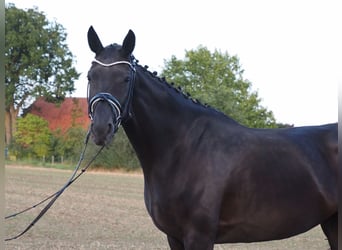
[88,56,136,133]
[4,57,137,242]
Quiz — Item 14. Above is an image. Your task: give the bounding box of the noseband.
[88,57,136,133]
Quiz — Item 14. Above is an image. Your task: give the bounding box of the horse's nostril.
[108,123,114,133]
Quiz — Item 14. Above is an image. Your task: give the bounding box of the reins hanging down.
[5,130,104,241]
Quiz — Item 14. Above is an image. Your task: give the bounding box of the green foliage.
[14,114,51,158]
[49,127,139,169]
[89,128,140,170]
[5,3,79,107]
[11,121,139,170]
[5,3,80,144]
[53,127,87,163]
[162,46,277,128]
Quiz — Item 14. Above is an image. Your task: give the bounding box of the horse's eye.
[125,76,130,82]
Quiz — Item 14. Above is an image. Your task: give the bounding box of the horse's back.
[318,123,338,173]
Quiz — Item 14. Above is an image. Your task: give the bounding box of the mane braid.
[135,62,224,116]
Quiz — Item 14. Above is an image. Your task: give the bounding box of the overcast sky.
[7,0,341,126]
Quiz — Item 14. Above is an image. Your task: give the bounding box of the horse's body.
[86,27,338,249]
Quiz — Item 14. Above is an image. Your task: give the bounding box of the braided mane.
[135,59,221,113]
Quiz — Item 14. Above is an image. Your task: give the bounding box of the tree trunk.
[5,104,19,145]
[5,110,12,145]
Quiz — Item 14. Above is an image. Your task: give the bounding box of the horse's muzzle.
[88,93,122,146]
[91,120,115,146]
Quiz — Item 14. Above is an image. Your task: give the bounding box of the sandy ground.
[4,165,329,249]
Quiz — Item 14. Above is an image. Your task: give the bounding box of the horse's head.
[87,26,136,145]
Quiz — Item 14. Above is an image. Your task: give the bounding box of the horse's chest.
[143,183,191,236]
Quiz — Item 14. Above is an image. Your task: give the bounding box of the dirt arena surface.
[5,166,329,249]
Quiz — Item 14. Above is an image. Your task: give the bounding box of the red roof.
[29,97,90,133]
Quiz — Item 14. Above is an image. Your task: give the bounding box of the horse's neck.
[122,65,238,168]
[123,67,199,163]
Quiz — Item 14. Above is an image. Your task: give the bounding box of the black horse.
[86,26,338,250]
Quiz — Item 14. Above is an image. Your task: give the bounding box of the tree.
[91,128,140,170]
[161,46,277,128]
[14,114,51,159]
[59,127,86,163]
[5,4,80,144]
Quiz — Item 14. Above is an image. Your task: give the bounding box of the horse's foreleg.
[167,235,184,250]
[167,232,215,250]
[182,231,215,250]
[321,213,338,250]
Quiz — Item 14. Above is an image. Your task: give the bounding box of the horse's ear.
[87,26,104,54]
[121,30,135,56]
